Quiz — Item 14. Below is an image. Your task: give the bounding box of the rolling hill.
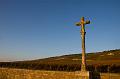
[19,49,120,65]
[0,49,120,72]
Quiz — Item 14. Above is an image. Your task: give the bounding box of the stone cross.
[76,17,90,71]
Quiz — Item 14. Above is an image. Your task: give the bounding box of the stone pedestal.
[75,71,100,79]
[75,71,91,79]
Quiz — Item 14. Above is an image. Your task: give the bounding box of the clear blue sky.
[0,0,120,61]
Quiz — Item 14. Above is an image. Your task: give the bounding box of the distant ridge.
[0,49,120,72]
[17,49,120,65]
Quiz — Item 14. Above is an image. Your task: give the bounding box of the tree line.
[0,62,120,73]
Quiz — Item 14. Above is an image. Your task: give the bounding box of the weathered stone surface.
[75,71,90,79]
[76,17,90,71]
[0,68,120,79]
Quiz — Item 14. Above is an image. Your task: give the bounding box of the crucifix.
[76,17,90,71]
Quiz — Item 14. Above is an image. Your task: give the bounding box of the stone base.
[75,71,90,79]
[75,71,100,79]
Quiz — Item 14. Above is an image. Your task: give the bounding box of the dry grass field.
[0,68,120,79]
[0,68,78,79]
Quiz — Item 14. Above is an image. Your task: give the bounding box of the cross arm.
[85,20,90,24]
[76,22,81,26]
[76,20,90,26]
